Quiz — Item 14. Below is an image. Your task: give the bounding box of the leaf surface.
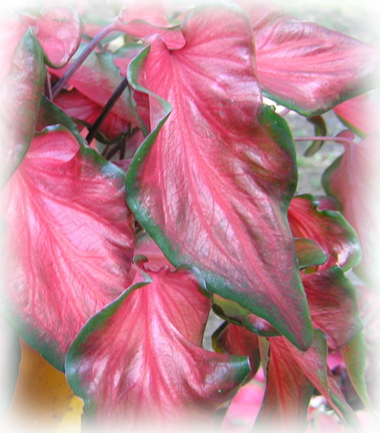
[127,3,312,350]
[35,7,82,68]
[116,0,185,49]
[66,266,250,430]
[0,126,135,370]
[294,238,327,269]
[341,332,372,409]
[303,267,362,351]
[278,330,361,429]
[245,3,380,115]
[212,322,261,380]
[253,336,315,432]
[322,131,380,288]
[51,44,139,125]
[333,93,377,137]
[54,89,130,142]
[0,29,46,190]
[288,195,361,271]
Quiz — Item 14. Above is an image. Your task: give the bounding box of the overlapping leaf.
[303,267,362,350]
[66,265,250,430]
[333,93,377,137]
[0,7,81,74]
[216,325,362,431]
[242,2,379,116]
[0,315,21,416]
[127,3,312,351]
[288,195,361,271]
[213,321,261,380]
[322,131,380,288]
[0,30,46,190]
[54,89,129,142]
[116,0,185,50]
[253,336,315,432]
[341,332,373,409]
[0,126,135,370]
[34,7,82,68]
[51,44,139,127]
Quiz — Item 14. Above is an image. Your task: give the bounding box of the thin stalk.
[294,136,355,145]
[44,71,52,100]
[85,76,130,144]
[102,127,140,160]
[51,22,118,100]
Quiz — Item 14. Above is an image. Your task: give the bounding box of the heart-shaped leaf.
[35,7,82,68]
[127,3,312,351]
[0,29,46,190]
[244,3,380,116]
[0,7,81,78]
[322,131,380,288]
[0,126,135,370]
[66,265,250,430]
[333,93,377,137]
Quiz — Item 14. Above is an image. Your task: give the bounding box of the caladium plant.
[0,0,379,432]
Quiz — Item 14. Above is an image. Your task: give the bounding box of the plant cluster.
[0,0,379,432]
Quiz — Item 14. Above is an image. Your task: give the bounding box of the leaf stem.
[51,22,118,100]
[294,136,354,145]
[85,76,130,144]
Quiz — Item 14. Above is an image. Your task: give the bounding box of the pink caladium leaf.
[272,331,362,430]
[333,93,377,138]
[288,195,361,272]
[116,0,185,50]
[0,126,135,371]
[36,94,86,146]
[66,265,250,430]
[0,315,21,416]
[0,7,81,74]
[213,322,261,380]
[54,88,130,142]
[254,337,315,432]
[34,7,82,68]
[51,43,140,126]
[0,29,46,190]
[303,266,362,351]
[243,2,380,116]
[322,131,380,288]
[127,3,312,351]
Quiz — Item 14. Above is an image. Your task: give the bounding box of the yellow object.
[1,341,83,432]
[56,395,83,433]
